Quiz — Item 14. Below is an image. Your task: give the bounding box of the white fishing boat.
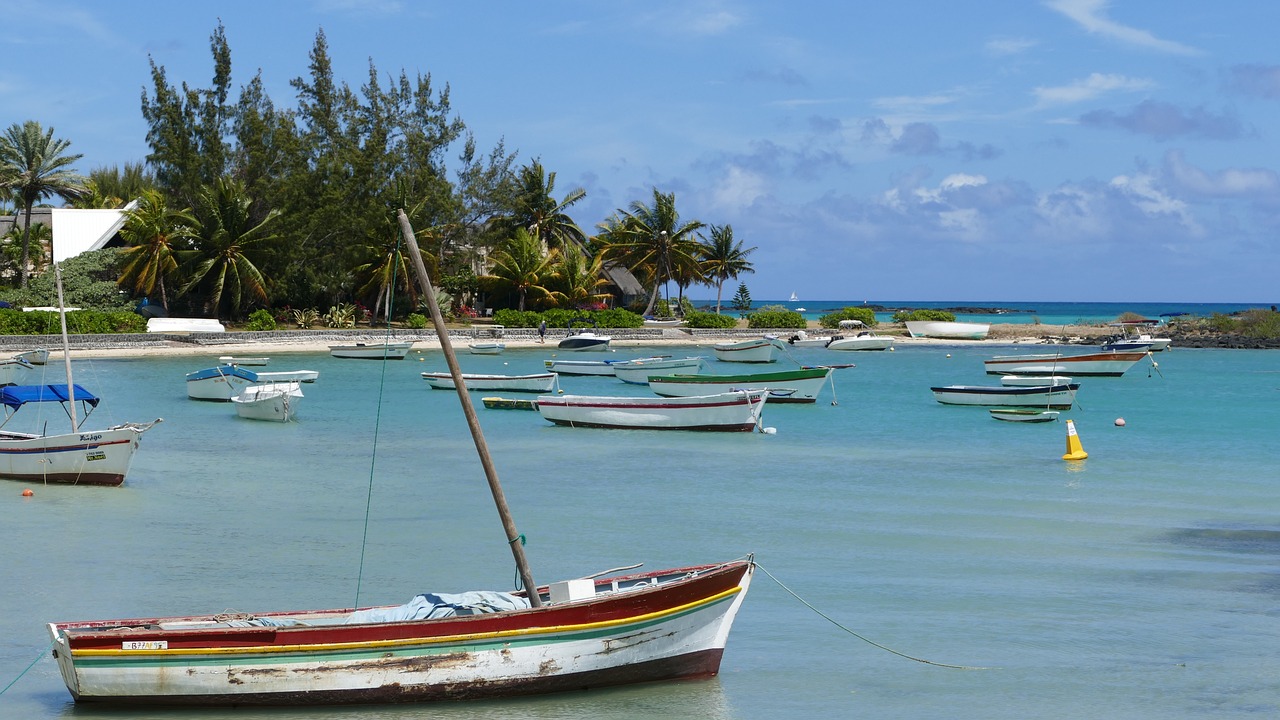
[231,382,303,422]
[648,367,835,404]
[47,211,754,706]
[12,348,49,365]
[217,355,269,366]
[825,331,894,351]
[611,356,706,385]
[186,366,320,401]
[0,264,161,486]
[421,371,557,393]
[467,342,505,355]
[904,321,990,340]
[329,341,415,359]
[989,408,1060,423]
[785,330,837,348]
[983,350,1148,377]
[1000,375,1072,387]
[544,357,661,376]
[712,337,785,363]
[536,390,770,432]
[0,357,34,386]
[930,383,1079,409]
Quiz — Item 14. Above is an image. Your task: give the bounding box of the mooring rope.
[0,638,54,697]
[755,562,994,670]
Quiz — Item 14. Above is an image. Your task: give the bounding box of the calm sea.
[2,329,1279,718]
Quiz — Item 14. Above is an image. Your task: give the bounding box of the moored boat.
[187,366,320,401]
[825,331,893,351]
[904,321,990,340]
[329,341,415,359]
[481,396,538,410]
[712,337,785,363]
[422,372,557,393]
[467,342,506,355]
[557,331,611,352]
[218,355,269,366]
[647,366,834,404]
[786,330,836,347]
[931,383,1079,409]
[1000,374,1072,387]
[611,356,705,385]
[989,408,1060,422]
[537,390,769,431]
[231,382,303,422]
[544,357,661,376]
[983,351,1148,377]
[12,348,48,365]
[0,357,34,386]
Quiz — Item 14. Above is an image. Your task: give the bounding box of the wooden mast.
[395,210,542,607]
[54,263,78,431]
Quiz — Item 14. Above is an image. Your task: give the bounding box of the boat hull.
[825,334,893,351]
[0,425,148,486]
[0,358,34,386]
[557,333,611,352]
[989,408,1060,423]
[329,342,415,359]
[712,338,783,363]
[422,372,557,393]
[543,359,619,376]
[467,343,505,355]
[48,560,753,706]
[983,351,1147,377]
[611,357,705,385]
[185,366,258,401]
[904,321,990,339]
[232,383,302,422]
[537,391,767,431]
[648,368,832,404]
[931,383,1079,409]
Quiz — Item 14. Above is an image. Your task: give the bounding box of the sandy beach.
[5,321,1116,360]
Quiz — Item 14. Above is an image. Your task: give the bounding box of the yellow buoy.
[1062,419,1088,461]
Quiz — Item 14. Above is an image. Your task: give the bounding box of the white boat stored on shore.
[232,382,303,422]
[611,356,706,385]
[329,341,415,359]
[421,372,558,393]
[536,390,769,432]
[931,383,1079,409]
[905,321,990,340]
[712,337,786,363]
[983,350,1148,377]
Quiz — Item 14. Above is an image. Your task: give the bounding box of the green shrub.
[746,309,805,329]
[1239,308,1280,338]
[819,307,878,329]
[0,308,145,335]
[493,309,542,327]
[404,313,429,329]
[245,309,277,331]
[684,310,738,329]
[892,309,956,323]
[324,304,357,328]
[293,308,319,329]
[593,308,643,328]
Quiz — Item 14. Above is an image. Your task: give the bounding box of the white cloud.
[711,165,768,212]
[1162,150,1280,199]
[1033,73,1155,106]
[1109,173,1202,233]
[1044,0,1202,56]
[985,37,1038,56]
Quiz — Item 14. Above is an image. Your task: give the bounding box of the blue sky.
[4,0,1279,303]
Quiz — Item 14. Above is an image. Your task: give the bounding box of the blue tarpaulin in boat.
[343,591,532,624]
[0,384,101,410]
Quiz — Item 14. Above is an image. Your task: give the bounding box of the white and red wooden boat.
[983,350,1148,377]
[46,212,755,706]
[537,390,769,431]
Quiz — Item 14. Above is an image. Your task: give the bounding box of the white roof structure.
[48,200,137,263]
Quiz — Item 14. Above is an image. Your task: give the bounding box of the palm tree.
[117,189,198,311]
[0,121,88,287]
[601,189,704,316]
[701,224,757,313]
[354,218,435,323]
[478,228,557,311]
[548,242,612,309]
[180,177,278,317]
[505,160,587,250]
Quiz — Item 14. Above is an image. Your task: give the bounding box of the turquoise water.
[2,340,1279,718]
[730,299,1275,326]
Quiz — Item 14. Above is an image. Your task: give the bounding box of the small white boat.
[218,355,269,366]
[12,348,48,365]
[826,331,893,351]
[329,341,415,359]
[557,331,612,352]
[642,317,684,327]
[713,337,785,363]
[984,351,1148,377]
[648,367,835,404]
[931,383,1079,409]
[1000,375,1072,387]
[232,382,303,422]
[904,321,990,340]
[0,357,34,386]
[536,390,769,432]
[467,342,505,355]
[186,366,319,401]
[543,357,661,376]
[786,331,836,348]
[611,356,705,385]
[421,372,558,393]
[480,396,538,411]
[989,408,1060,423]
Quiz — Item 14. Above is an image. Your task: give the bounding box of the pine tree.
[731,282,752,315]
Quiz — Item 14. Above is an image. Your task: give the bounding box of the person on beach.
[538,320,547,343]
